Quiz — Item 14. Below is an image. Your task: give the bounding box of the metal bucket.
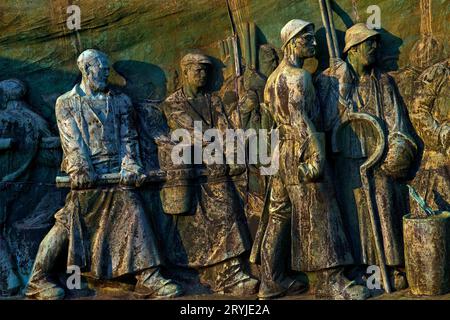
[403,212,450,296]
[160,169,196,215]
[156,137,195,215]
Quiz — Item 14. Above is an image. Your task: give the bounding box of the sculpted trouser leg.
[26,222,69,296]
[0,230,21,294]
[259,176,300,298]
[0,195,21,295]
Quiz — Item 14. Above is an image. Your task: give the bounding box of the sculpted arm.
[55,98,96,188]
[119,96,146,187]
[288,73,325,182]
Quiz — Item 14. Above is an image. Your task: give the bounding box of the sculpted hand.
[298,132,325,183]
[71,170,97,190]
[120,169,147,188]
[381,133,416,179]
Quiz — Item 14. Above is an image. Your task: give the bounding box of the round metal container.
[403,212,450,296]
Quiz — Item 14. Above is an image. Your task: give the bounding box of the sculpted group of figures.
[0,18,449,300]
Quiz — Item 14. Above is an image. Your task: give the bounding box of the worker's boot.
[389,267,408,291]
[135,267,183,298]
[26,276,65,300]
[315,267,370,300]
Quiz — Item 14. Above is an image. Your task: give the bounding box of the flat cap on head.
[180,53,212,69]
[281,19,314,50]
[344,23,379,53]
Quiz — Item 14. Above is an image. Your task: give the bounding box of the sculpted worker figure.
[316,23,418,290]
[253,20,369,300]
[0,79,52,296]
[410,59,449,216]
[26,49,182,300]
[160,53,258,295]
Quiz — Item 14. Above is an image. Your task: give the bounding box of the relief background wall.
[0,0,448,129]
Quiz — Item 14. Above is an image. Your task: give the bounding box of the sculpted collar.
[67,84,117,99]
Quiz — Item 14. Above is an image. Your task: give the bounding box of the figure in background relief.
[0,79,57,296]
[410,58,449,217]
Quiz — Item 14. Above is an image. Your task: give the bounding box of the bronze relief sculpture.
[0,0,449,302]
[159,53,259,296]
[250,19,368,300]
[25,50,182,300]
[410,59,449,217]
[316,23,419,292]
[0,79,54,296]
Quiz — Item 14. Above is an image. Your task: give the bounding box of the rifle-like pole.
[226,0,242,78]
[318,0,336,59]
[325,0,340,58]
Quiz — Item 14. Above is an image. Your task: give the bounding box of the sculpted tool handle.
[55,168,211,188]
[333,112,392,293]
[407,184,435,217]
[318,0,336,59]
[325,0,340,58]
[56,170,166,188]
[356,113,391,294]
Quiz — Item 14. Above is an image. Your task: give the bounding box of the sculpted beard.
[87,68,109,92]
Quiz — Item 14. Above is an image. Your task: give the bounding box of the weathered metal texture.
[252,21,364,300]
[409,59,450,218]
[0,0,448,300]
[25,50,184,300]
[0,0,448,127]
[156,139,195,215]
[155,53,257,295]
[403,212,450,296]
[0,79,63,294]
[160,89,252,268]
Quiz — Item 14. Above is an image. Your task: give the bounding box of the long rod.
[325,0,340,58]
[226,0,241,77]
[318,0,336,59]
[361,170,392,293]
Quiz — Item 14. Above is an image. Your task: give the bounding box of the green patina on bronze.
[0,0,449,300]
[0,0,448,127]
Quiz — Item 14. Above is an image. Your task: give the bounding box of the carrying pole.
[324,0,340,58]
[318,0,336,59]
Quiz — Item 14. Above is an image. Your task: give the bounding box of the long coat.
[51,85,162,279]
[316,61,418,266]
[160,88,251,268]
[252,60,354,272]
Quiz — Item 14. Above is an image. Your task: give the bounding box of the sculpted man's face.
[292,25,317,59]
[354,37,377,67]
[85,56,110,92]
[184,63,208,89]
